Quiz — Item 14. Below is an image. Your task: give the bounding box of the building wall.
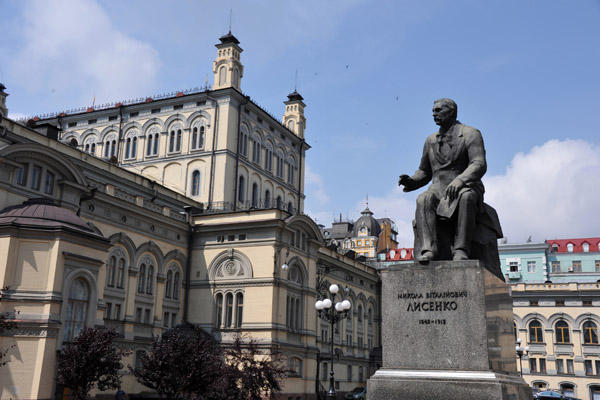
[512,282,600,399]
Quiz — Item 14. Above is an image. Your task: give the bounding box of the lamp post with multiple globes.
[515,338,529,377]
[315,283,352,400]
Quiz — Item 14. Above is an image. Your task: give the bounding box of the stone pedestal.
[367,261,531,400]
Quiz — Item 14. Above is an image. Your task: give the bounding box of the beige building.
[512,282,600,399]
[0,31,379,400]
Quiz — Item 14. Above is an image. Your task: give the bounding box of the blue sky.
[1,0,599,246]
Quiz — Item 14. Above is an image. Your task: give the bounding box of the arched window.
[288,357,302,377]
[251,135,261,164]
[555,320,570,343]
[238,176,245,202]
[368,307,373,332]
[551,244,558,253]
[276,151,284,178]
[288,120,295,132]
[138,264,147,293]
[173,272,180,300]
[514,322,518,340]
[215,293,223,328]
[251,183,258,208]
[169,125,182,153]
[191,124,205,150]
[146,127,160,156]
[358,366,364,382]
[239,129,248,156]
[583,243,590,252]
[264,144,273,172]
[146,265,154,295]
[287,161,295,184]
[225,293,234,328]
[84,136,97,155]
[165,270,173,298]
[567,243,574,253]
[104,135,117,158]
[107,256,116,287]
[125,131,138,159]
[287,201,293,214]
[64,278,89,342]
[529,320,544,343]
[117,258,126,288]
[358,305,363,324]
[235,293,243,328]
[276,196,283,209]
[560,383,575,397]
[584,321,599,344]
[265,190,271,208]
[219,66,227,86]
[191,170,201,196]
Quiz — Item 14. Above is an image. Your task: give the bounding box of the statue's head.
[433,98,457,127]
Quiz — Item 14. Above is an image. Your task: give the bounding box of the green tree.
[56,327,130,399]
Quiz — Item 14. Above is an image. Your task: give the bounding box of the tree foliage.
[56,327,130,399]
[0,286,18,368]
[131,327,286,400]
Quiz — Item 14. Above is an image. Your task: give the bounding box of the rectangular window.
[144,309,151,324]
[509,261,518,272]
[31,165,42,190]
[88,119,97,124]
[129,112,139,117]
[228,235,235,241]
[151,108,161,114]
[586,360,594,375]
[171,313,177,328]
[44,171,55,194]
[596,261,600,272]
[596,360,600,376]
[68,122,77,128]
[552,261,561,273]
[16,165,28,186]
[114,304,121,320]
[557,359,564,374]
[527,261,536,273]
[572,260,582,272]
[356,240,362,246]
[174,105,183,110]
[108,115,117,121]
[322,363,328,380]
[347,365,352,382]
[539,358,546,373]
[163,312,170,327]
[529,358,537,373]
[135,307,142,323]
[567,359,574,374]
[238,234,246,241]
[105,302,112,319]
[365,240,370,246]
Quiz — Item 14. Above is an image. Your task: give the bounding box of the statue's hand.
[445,178,465,201]
[399,174,415,192]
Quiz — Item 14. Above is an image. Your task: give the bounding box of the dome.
[0,198,102,238]
[352,207,381,237]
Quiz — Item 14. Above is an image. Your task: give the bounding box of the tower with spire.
[212,31,244,91]
[282,90,306,139]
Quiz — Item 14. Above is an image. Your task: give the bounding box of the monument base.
[368,369,531,400]
[367,261,531,400]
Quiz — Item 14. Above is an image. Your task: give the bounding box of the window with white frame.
[168,123,183,153]
[103,133,117,158]
[83,136,97,155]
[124,130,138,159]
[214,291,244,329]
[64,278,89,342]
[239,128,248,156]
[190,170,201,196]
[509,261,519,272]
[146,126,160,156]
[527,261,536,273]
[191,122,205,150]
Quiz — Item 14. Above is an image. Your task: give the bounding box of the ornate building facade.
[0,31,379,400]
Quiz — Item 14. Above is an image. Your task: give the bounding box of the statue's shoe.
[453,250,469,261]
[418,251,435,263]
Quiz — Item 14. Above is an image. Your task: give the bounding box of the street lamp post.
[315,282,351,400]
[515,338,529,377]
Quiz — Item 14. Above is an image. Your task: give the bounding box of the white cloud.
[11,0,161,106]
[485,139,600,243]
[344,139,600,248]
[305,164,330,204]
